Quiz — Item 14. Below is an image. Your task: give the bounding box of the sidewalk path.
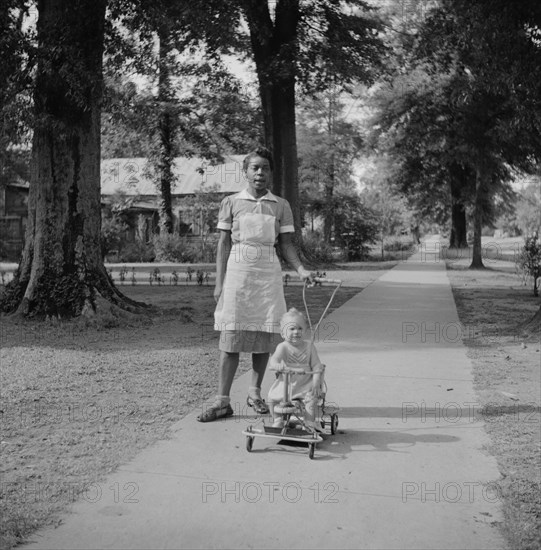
[22,236,505,550]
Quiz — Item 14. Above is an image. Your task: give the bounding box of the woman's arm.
[214,230,232,302]
[277,233,312,280]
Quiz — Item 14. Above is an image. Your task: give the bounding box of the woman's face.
[244,155,271,196]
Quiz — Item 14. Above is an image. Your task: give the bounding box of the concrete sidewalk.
[22,236,505,550]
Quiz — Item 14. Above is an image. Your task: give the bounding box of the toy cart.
[243,276,342,459]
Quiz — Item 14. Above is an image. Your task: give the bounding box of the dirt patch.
[445,250,540,550]
[0,270,381,549]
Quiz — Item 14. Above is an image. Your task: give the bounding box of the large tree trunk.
[470,159,486,269]
[449,163,468,248]
[271,79,301,240]
[449,203,467,248]
[243,0,303,243]
[1,0,146,318]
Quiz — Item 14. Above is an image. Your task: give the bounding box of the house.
[100,155,246,241]
[0,175,29,260]
[0,155,247,259]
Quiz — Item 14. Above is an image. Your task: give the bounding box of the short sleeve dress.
[214,189,295,353]
[267,340,324,402]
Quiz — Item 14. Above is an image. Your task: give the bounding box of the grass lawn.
[0,267,385,550]
[443,236,540,550]
[1,237,539,549]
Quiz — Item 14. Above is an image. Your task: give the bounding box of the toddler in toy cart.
[267,308,325,431]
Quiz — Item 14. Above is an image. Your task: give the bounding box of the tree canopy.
[368,0,541,266]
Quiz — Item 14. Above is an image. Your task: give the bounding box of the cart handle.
[269,365,313,375]
[303,277,342,336]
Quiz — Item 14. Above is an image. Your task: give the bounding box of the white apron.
[214,210,286,334]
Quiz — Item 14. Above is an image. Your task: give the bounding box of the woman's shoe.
[197,403,234,422]
[246,396,270,415]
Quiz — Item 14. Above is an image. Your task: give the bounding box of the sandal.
[197,403,234,423]
[246,396,270,415]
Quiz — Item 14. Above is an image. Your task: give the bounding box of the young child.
[267,308,325,431]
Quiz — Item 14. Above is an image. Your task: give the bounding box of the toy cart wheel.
[330,414,339,435]
[246,436,254,452]
[308,443,315,460]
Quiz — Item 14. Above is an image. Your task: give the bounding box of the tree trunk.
[243,0,302,243]
[323,163,334,244]
[323,94,336,245]
[1,0,146,318]
[157,24,174,234]
[271,80,302,241]
[470,159,486,269]
[449,204,467,248]
[449,163,468,248]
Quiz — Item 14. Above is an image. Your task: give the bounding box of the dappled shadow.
[315,428,460,459]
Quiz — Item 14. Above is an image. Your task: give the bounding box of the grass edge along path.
[445,257,541,550]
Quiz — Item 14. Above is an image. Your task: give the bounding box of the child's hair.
[280,307,308,332]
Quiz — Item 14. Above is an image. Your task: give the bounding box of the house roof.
[100,155,247,196]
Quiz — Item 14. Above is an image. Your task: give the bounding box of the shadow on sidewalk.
[245,428,460,461]
[316,428,460,458]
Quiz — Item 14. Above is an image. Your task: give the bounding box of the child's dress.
[267,340,324,402]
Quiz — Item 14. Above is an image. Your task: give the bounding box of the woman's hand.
[213,284,222,303]
[297,267,315,282]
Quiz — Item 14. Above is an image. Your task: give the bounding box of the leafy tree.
[101,77,154,158]
[361,180,410,259]
[103,3,262,233]
[514,178,541,237]
[333,189,378,260]
[103,1,384,247]
[105,1,244,233]
[232,0,384,242]
[0,0,35,187]
[297,88,364,243]
[369,1,541,266]
[414,0,541,267]
[1,0,145,318]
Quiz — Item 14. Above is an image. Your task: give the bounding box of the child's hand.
[275,360,287,373]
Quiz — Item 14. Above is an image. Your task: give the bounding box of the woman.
[197,147,314,422]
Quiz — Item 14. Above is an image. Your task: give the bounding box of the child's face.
[283,321,305,344]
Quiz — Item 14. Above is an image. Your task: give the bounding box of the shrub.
[119,240,155,263]
[384,237,415,252]
[302,232,337,263]
[517,234,541,296]
[153,234,191,262]
[153,234,218,263]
